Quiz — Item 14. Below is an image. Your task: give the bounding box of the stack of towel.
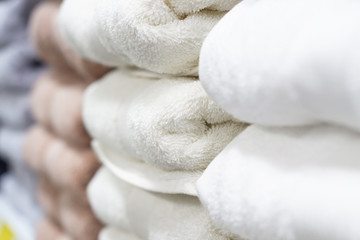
[0,0,44,229]
[23,1,111,239]
[197,0,360,239]
[57,0,245,239]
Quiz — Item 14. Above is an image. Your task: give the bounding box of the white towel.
[84,69,244,194]
[88,167,233,240]
[58,0,241,75]
[197,125,360,240]
[99,227,141,240]
[200,0,360,130]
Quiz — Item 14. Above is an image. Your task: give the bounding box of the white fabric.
[59,0,240,75]
[197,124,360,240]
[83,69,244,173]
[88,167,232,240]
[200,0,360,130]
[92,141,200,196]
[99,227,141,240]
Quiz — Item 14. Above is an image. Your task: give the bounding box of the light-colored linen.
[59,0,241,75]
[99,227,141,240]
[84,69,245,194]
[88,167,233,240]
[197,124,360,240]
[200,0,360,130]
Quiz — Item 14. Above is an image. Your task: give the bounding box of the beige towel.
[30,0,111,82]
[31,71,91,147]
[25,125,100,198]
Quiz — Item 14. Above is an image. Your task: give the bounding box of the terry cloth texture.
[99,227,141,240]
[199,0,360,130]
[88,167,234,240]
[84,68,245,194]
[58,0,241,75]
[197,124,360,240]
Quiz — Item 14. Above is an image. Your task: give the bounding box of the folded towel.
[29,1,110,82]
[84,69,244,194]
[36,218,72,240]
[85,69,243,170]
[31,71,91,147]
[24,126,55,172]
[0,40,43,91]
[99,227,141,240]
[37,178,102,240]
[37,176,60,221]
[58,0,240,75]
[59,193,102,240]
[197,125,360,240]
[0,0,41,47]
[200,0,360,130]
[88,167,232,240]
[24,125,100,198]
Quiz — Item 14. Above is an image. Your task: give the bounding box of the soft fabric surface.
[31,71,91,147]
[84,69,245,194]
[0,0,41,47]
[88,167,233,240]
[24,125,100,198]
[30,0,110,82]
[58,0,241,75]
[197,124,360,240]
[99,227,141,240]
[24,126,55,172]
[36,218,72,240]
[0,40,43,91]
[37,178,102,240]
[92,141,200,196]
[84,68,244,171]
[200,0,360,130]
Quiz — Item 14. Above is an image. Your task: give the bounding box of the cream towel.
[99,227,141,240]
[200,0,360,130]
[197,125,360,240]
[58,0,241,75]
[84,69,245,194]
[88,167,234,240]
